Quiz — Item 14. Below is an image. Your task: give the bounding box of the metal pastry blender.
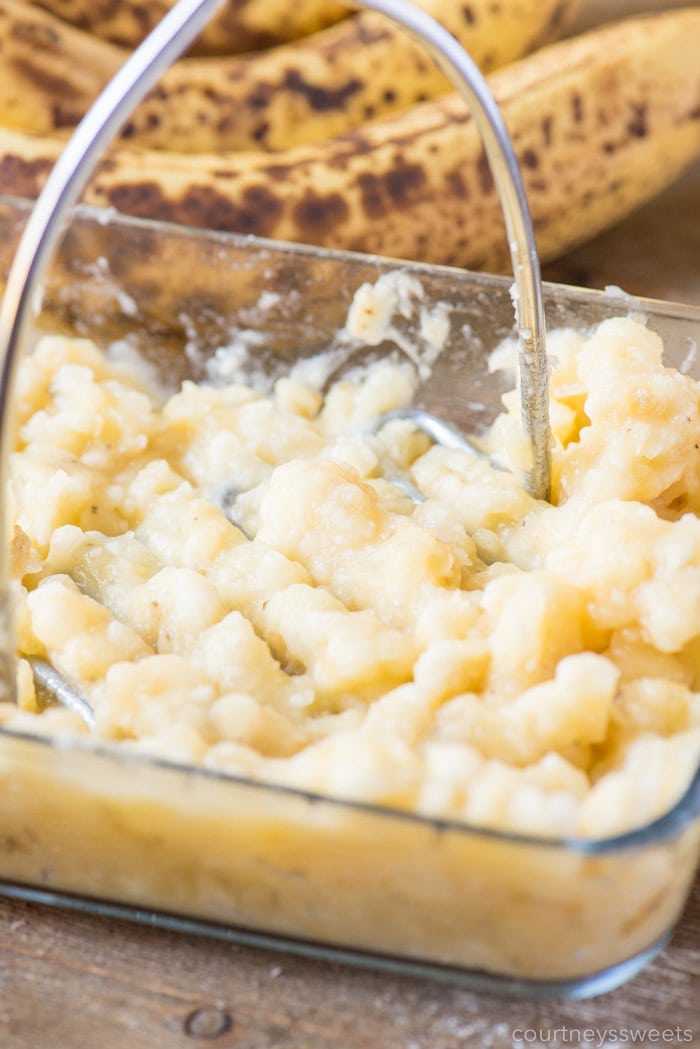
[0,0,552,719]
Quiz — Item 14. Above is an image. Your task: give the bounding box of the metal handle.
[0,0,551,702]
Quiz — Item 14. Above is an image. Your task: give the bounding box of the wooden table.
[2,0,700,1013]
[543,158,700,307]
[0,874,698,1049]
[1,159,699,1049]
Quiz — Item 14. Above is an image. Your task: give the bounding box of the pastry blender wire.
[0,0,551,716]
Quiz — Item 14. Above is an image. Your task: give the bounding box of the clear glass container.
[0,194,699,999]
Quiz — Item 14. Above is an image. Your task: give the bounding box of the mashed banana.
[3,314,700,840]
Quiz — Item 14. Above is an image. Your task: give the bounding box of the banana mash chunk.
[5,318,700,839]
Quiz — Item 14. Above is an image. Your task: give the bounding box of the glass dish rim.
[2,191,700,858]
[3,191,700,324]
[2,722,699,856]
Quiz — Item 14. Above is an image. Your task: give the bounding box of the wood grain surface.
[0,159,699,1049]
[0,871,698,1049]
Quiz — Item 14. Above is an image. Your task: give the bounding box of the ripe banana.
[0,0,579,152]
[25,0,351,56]
[128,0,579,151]
[2,10,699,273]
[0,0,122,137]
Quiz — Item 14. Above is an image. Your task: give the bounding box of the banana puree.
[3,305,700,843]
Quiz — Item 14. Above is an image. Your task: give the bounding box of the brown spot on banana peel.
[251,122,270,144]
[281,69,365,114]
[9,16,61,48]
[105,181,286,238]
[50,103,85,130]
[10,55,84,101]
[105,180,178,225]
[357,163,427,218]
[627,103,648,139]
[245,83,274,113]
[521,149,540,170]
[292,190,350,233]
[476,150,495,195]
[312,17,392,62]
[0,151,53,196]
[571,94,584,124]
[527,0,575,52]
[541,116,554,147]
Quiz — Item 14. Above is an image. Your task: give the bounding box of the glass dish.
[0,193,699,1000]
